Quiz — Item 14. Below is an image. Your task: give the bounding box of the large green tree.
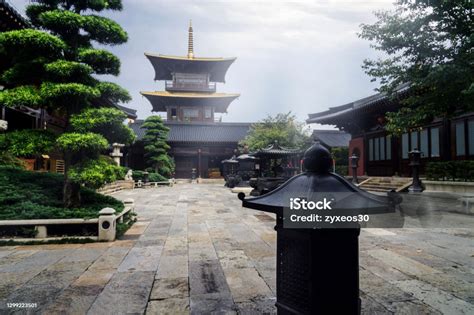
[141,116,174,178]
[359,0,473,134]
[240,112,311,151]
[0,0,131,207]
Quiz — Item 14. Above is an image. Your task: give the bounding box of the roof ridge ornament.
[187,19,194,59]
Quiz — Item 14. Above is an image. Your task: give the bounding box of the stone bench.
[0,199,135,242]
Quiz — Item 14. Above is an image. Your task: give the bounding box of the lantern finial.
[303,141,332,173]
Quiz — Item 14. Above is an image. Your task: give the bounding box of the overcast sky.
[10,0,394,127]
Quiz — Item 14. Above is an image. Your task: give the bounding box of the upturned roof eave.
[144,52,237,62]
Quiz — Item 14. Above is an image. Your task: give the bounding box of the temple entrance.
[174,156,197,178]
[207,155,224,178]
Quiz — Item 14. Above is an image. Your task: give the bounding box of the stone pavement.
[0,183,472,314]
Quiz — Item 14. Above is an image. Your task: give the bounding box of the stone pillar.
[35,226,47,238]
[122,198,135,223]
[98,207,116,241]
[110,143,125,166]
[0,119,7,131]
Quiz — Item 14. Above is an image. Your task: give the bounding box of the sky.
[9,0,394,128]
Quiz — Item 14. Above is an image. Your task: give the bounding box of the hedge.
[0,166,124,220]
[425,161,474,182]
[132,170,166,182]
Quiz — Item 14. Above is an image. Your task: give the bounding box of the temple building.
[128,22,251,178]
[307,83,474,177]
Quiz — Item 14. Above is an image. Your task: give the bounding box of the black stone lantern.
[238,142,400,314]
[408,148,423,193]
[349,153,359,184]
[222,155,238,178]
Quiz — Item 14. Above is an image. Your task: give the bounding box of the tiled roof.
[254,141,301,157]
[312,130,351,148]
[129,120,251,143]
[0,0,30,31]
[144,53,236,83]
[306,83,411,124]
[115,104,137,119]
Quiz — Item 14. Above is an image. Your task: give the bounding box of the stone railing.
[0,199,135,242]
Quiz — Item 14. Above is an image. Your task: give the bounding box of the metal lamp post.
[238,142,399,314]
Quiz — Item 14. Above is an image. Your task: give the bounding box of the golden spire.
[187,20,194,59]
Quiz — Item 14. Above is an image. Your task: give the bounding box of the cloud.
[9,0,394,126]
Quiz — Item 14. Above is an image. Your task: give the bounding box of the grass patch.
[0,166,124,220]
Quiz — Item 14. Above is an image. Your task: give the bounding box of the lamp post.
[349,153,359,184]
[408,148,423,193]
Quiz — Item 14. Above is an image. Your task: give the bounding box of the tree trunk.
[62,134,81,208]
[63,178,81,208]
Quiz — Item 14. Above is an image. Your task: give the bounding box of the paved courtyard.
[0,183,473,314]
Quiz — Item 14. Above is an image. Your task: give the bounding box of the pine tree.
[0,0,131,207]
[141,116,174,177]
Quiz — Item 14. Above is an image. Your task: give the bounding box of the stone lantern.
[109,143,124,166]
[408,148,423,193]
[238,142,400,314]
[349,153,359,184]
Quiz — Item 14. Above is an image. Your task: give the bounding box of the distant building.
[312,130,350,149]
[128,22,252,178]
[0,0,29,31]
[307,83,474,177]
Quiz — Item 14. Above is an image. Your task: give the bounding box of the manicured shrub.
[132,170,166,182]
[426,161,474,182]
[69,156,126,189]
[0,166,123,220]
[0,129,56,157]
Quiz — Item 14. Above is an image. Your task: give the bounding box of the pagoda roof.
[145,53,236,83]
[140,91,239,113]
[129,120,251,143]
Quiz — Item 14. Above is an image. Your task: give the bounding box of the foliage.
[0,166,124,220]
[142,116,174,177]
[425,161,474,182]
[0,152,25,168]
[0,86,43,108]
[331,147,349,175]
[40,82,100,112]
[56,132,108,153]
[131,170,166,182]
[240,112,311,151]
[78,48,120,75]
[95,81,131,103]
[68,156,126,189]
[0,0,129,207]
[335,165,348,176]
[359,0,474,134]
[0,129,56,158]
[45,60,93,83]
[0,29,65,65]
[70,107,135,144]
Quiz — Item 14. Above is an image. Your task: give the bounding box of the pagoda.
[133,22,250,178]
[141,21,239,122]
